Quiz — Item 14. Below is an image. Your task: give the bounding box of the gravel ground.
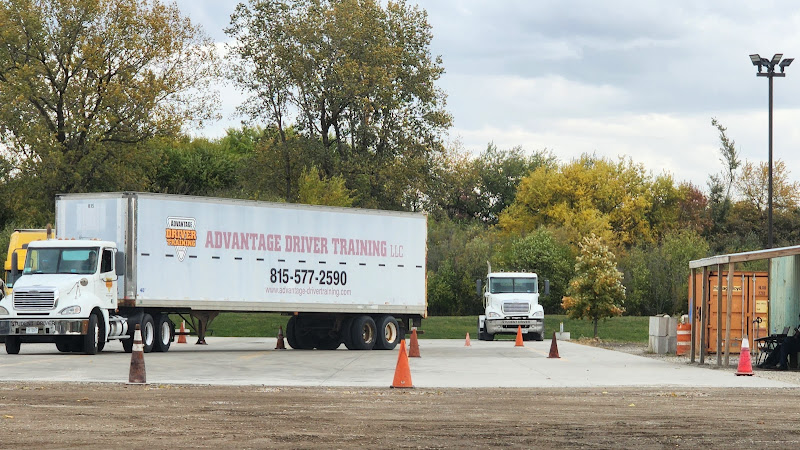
[589,339,800,385]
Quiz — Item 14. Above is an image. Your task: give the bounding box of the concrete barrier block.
[667,317,678,337]
[649,316,669,337]
[648,335,670,354]
[555,331,570,341]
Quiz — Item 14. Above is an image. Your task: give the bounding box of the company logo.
[166,216,197,261]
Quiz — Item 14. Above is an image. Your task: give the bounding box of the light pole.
[750,53,793,248]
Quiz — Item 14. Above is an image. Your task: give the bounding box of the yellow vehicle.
[3,229,53,297]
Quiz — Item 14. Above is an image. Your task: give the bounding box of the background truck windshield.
[490,277,538,294]
[24,248,99,275]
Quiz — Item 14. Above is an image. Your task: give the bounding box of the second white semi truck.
[0,192,427,354]
[477,265,545,341]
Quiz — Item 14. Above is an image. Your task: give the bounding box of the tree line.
[2,0,799,320]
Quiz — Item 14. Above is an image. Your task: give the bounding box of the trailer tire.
[316,335,341,350]
[141,314,155,353]
[349,315,376,350]
[285,316,298,349]
[153,315,174,353]
[294,317,317,350]
[342,317,355,350]
[83,313,101,355]
[5,336,20,354]
[374,315,399,350]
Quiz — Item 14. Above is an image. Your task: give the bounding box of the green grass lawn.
[182,313,649,343]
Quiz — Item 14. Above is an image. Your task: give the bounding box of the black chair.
[755,326,790,365]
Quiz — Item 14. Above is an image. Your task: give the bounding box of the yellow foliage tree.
[499,154,679,251]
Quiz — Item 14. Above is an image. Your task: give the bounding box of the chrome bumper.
[486,318,544,335]
[0,319,87,336]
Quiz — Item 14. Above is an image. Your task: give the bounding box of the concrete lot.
[0,337,794,388]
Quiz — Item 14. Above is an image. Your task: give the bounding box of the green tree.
[150,138,241,196]
[0,0,219,208]
[563,234,625,338]
[498,228,574,314]
[226,0,451,209]
[297,167,354,207]
[620,229,709,316]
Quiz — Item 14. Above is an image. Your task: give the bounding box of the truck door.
[100,248,117,306]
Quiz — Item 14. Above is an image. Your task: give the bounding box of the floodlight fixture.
[749,52,791,248]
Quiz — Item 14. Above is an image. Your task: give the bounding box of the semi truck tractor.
[0,192,427,354]
[477,265,544,341]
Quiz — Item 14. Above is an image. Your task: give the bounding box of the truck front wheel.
[83,313,101,355]
[5,336,20,354]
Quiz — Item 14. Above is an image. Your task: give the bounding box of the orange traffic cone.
[514,325,524,347]
[464,332,471,347]
[275,326,286,350]
[391,339,413,388]
[177,320,187,344]
[408,328,421,358]
[736,336,753,376]
[128,324,146,384]
[548,332,560,358]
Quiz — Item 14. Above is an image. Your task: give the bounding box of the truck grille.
[13,289,57,310]
[503,302,529,314]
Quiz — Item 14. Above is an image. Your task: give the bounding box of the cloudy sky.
[174,0,800,189]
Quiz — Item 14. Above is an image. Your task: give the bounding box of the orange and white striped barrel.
[676,322,691,356]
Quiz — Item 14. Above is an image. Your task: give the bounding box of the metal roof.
[689,244,800,269]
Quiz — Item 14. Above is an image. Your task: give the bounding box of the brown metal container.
[689,271,768,354]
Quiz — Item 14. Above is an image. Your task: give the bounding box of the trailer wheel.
[285,316,299,349]
[5,336,20,354]
[349,315,376,350]
[374,315,399,350]
[342,317,355,350]
[83,313,100,355]
[141,314,155,353]
[294,317,317,350]
[316,335,341,350]
[153,315,174,352]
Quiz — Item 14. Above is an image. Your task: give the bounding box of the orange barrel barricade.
[676,322,691,355]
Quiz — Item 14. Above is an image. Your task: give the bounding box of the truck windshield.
[24,248,99,275]
[490,277,538,294]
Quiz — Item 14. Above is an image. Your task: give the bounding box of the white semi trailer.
[0,192,427,354]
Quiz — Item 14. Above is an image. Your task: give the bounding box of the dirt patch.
[0,382,798,448]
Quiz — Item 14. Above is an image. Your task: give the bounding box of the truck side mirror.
[476,279,482,296]
[10,252,18,283]
[544,279,550,296]
[115,251,125,276]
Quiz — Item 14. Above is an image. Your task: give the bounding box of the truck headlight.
[487,312,501,318]
[0,306,8,315]
[532,311,544,318]
[59,305,82,315]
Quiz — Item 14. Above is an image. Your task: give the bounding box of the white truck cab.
[478,267,545,341]
[0,239,127,354]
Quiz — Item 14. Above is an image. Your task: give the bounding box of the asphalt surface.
[0,337,794,388]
